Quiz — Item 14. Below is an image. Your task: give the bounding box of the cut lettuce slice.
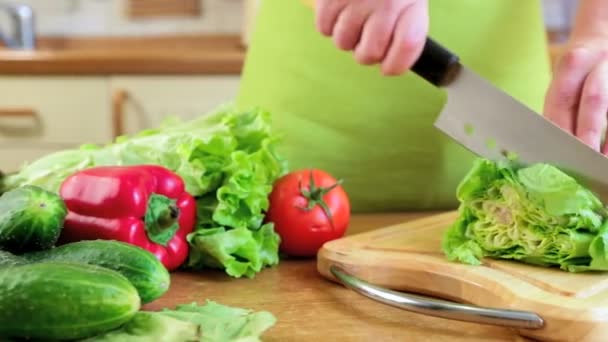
[442,159,608,272]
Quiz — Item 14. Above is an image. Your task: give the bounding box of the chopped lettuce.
[84,301,277,342]
[442,158,608,272]
[0,105,288,278]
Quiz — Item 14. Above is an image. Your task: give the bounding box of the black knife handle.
[411,38,461,87]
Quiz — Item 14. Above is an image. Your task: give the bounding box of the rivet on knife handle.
[329,265,544,330]
[411,38,462,87]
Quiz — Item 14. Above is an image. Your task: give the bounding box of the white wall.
[2,0,243,36]
[0,0,581,38]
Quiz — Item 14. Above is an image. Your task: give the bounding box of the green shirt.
[237,0,551,212]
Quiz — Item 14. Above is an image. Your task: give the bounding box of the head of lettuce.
[442,158,608,272]
[0,106,288,279]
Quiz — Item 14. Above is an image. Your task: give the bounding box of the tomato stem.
[297,170,343,228]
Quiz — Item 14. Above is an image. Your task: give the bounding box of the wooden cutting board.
[317,211,608,342]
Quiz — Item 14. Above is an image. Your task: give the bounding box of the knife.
[298,0,608,202]
[413,38,608,202]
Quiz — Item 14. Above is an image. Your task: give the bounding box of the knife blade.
[297,0,608,201]
[411,38,608,203]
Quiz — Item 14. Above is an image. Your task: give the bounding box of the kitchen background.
[3,0,579,40]
[6,0,244,36]
[0,0,581,172]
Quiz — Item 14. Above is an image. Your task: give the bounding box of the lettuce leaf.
[1,105,288,278]
[160,301,277,342]
[442,159,608,272]
[84,301,276,342]
[186,224,280,278]
[82,311,199,342]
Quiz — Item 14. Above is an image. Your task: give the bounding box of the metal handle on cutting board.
[329,265,544,330]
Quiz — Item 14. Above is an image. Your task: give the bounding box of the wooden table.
[143,213,532,341]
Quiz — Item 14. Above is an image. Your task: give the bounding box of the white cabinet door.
[0,77,111,144]
[1,144,74,173]
[0,76,111,174]
[109,76,241,136]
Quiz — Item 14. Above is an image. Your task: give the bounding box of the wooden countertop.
[143,212,532,341]
[0,33,564,76]
[0,34,245,75]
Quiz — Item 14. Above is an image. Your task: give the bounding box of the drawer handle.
[0,108,37,118]
[0,108,41,137]
[112,89,129,138]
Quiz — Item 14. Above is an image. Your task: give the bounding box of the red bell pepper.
[58,164,197,271]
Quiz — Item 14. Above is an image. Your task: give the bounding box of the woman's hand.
[544,40,608,154]
[543,0,608,154]
[314,0,428,75]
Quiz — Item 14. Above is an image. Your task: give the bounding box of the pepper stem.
[144,193,181,246]
[296,170,343,228]
[156,205,179,229]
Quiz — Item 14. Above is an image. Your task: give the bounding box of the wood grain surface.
[143,212,532,341]
[127,0,201,19]
[0,31,563,76]
[0,35,244,75]
[317,212,608,342]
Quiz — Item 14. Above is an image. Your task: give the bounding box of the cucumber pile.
[0,186,172,340]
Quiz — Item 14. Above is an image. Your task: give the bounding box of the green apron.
[237,0,551,212]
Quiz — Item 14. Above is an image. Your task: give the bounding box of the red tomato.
[266,169,350,257]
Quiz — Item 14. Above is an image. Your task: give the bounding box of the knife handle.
[411,38,461,87]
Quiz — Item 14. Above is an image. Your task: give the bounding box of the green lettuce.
[442,158,608,272]
[84,300,277,342]
[186,223,280,278]
[0,105,288,278]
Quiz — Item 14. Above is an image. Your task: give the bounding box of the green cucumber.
[0,261,140,340]
[0,185,67,253]
[24,239,170,304]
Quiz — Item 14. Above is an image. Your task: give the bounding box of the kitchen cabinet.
[0,76,111,172]
[109,76,241,136]
[1,145,70,174]
[0,75,241,173]
[0,34,244,173]
[0,77,111,144]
